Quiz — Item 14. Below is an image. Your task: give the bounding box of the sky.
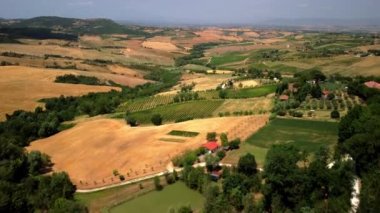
[1,0,380,24]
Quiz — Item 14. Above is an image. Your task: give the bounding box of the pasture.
[222,118,338,166]
[109,182,204,213]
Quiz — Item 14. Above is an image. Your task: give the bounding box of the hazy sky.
[1,0,380,24]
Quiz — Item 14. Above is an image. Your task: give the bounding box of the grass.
[223,118,338,166]
[109,182,204,213]
[226,84,277,99]
[247,118,338,152]
[210,52,248,66]
[168,130,199,137]
[125,100,224,124]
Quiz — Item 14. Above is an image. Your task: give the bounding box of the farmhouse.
[279,94,289,101]
[364,81,380,89]
[322,90,330,98]
[203,141,219,153]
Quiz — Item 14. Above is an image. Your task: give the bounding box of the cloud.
[68,1,94,6]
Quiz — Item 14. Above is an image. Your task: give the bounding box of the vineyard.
[127,100,224,124]
[117,95,175,112]
[117,85,276,115]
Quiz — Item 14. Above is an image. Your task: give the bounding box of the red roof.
[364,81,380,89]
[279,95,289,100]
[203,141,219,151]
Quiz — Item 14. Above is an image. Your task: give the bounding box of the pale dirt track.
[0,66,120,120]
[28,115,268,189]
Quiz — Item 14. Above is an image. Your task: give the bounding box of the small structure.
[322,90,330,98]
[279,95,289,101]
[203,141,219,153]
[364,81,380,90]
[210,170,222,181]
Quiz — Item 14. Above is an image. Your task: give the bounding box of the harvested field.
[27,115,268,189]
[142,41,179,52]
[236,79,259,88]
[0,66,119,120]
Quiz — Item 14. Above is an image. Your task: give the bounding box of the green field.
[210,52,248,66]
[126,100,224,124]
[226,84,277,99]
[109,182,204,213]
[224,118,338,166]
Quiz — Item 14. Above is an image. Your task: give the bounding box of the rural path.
[76,162,233,193]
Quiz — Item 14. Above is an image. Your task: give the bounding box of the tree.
[263,144,304,211]
[205,154,220,172]
[27,151,51,175]
[125,116,137,127]
[154,176,162,191]
[173,169,179,180]
[207,132,217,141]
[230,187,244,211]
[220,133,229,147]
[330,110,340,119]
[358,170,380,212]
[229,138,241,149]
[165,173,175,184]
[237,153,258,177]
[151,114,163,126]
[311,84,322,99]
[217,151,226,160]
[50,198,87,213]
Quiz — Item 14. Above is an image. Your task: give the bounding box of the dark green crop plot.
[168,130,200,137]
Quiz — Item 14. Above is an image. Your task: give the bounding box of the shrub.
[327,93,335,100]
[229,138,241,149]
[154,176,162,191]
[277,110,286,116]
[217,150,226,159]
[219,89,227,99]
[113,169,119,176]
[331,110,340,119]
[125,116,138,127]
[207,132,217,141]
[151,114,163,126]
[165,173,175,184]
[119,175,125,181]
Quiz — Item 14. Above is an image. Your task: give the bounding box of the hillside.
[0,16,150,36]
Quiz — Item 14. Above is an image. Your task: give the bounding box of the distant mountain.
[0,16,150,36]
[254,18,380,32]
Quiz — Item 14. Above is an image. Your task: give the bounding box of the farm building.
[203,141,219,153]
[210,170,222,181]
[279,95,289,101]
[322,90,330,98]
[364,81,380,89]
